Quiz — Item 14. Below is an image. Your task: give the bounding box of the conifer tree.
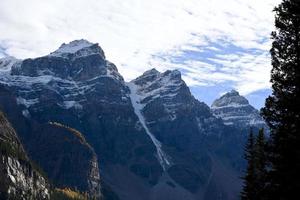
[254,129,267,199]
[262,0,300,199]
[241,129,256,200]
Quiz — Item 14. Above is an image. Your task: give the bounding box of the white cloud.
[0,0,281,95]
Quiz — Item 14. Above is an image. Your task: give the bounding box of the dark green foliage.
[241,129,256,200]
[241,129,267,200]
[261,0,300,199]
[254,129,267,199]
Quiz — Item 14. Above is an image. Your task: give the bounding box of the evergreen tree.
[241,129,256,200]
[262,0,300,199]
[254,129,267,199]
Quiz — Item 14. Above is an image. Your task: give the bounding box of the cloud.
[0,0,280,97]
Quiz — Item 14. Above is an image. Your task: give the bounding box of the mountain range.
[0,39,267,200]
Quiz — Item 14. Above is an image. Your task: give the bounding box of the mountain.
[0,39,251,200]
[0,39,160,200]
[127,69,246,199]
[0,111,49,199]
[211,90,267,131]
[0,43,102,198]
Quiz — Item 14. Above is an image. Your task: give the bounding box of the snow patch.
[211,103,249,109]
[50,39,94,56]
[126,82,171,170]
[16,97,39,108]
[0,57,20,72]
[22,110,31,118]
[60,101,82,110]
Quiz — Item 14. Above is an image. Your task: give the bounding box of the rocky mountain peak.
[226,89,239,96]
[5,39,123,83]
[134,68,182,86]
[49,39,105,59]
[131,69,185,103]
[211,90,249,108]
[211,90,266,129]
[142,68,160,75]
[55,39,93,52]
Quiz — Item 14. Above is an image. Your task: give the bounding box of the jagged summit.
[4,39,123,82]
[134,68,182,85]
[211,90,266,129]
[212,90,249,108]
[142,68,160,75]
[54,39,94,53]
[49,39,105,59]
[127,68,212,126]
[131,68,184,96]
[0,39,124,112]
[226,89,239,96]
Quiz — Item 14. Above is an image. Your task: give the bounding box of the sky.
[0,0,281,108]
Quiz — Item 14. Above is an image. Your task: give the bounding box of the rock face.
[0,39,254,200]
[0,58,102,197]
[127,69,244,200]
[211,90,267,130]
[0,111,50,199]
[30,122,102,199]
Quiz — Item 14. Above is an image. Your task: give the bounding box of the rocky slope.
[30,122,101,199]
[0,39,252,200]
[0,74,101,197]
[0,111,50,199]
[211,90,267,131]
[128,69,244,200]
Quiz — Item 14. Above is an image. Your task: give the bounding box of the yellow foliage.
[48,122,87,145]
[54,188,88,200]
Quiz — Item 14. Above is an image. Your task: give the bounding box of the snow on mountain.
[49,39,105,59]
[0,40,124,113]
[51,39,94,54]
[0,40,253,200]
[211,90,266,129]
[131,68,186,121]
[126,81,171,170]
[0,56,21,72]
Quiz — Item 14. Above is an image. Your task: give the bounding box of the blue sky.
[0,0,280,108]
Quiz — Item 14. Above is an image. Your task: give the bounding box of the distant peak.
[49,39,105,58]
[142,68,161,76]
[224,89,240,97]
[212,90,249,108]
[55,39,94,53]
[134,68,183,83]
[163,69,181,77]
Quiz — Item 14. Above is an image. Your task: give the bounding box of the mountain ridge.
[0,39,266,200]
